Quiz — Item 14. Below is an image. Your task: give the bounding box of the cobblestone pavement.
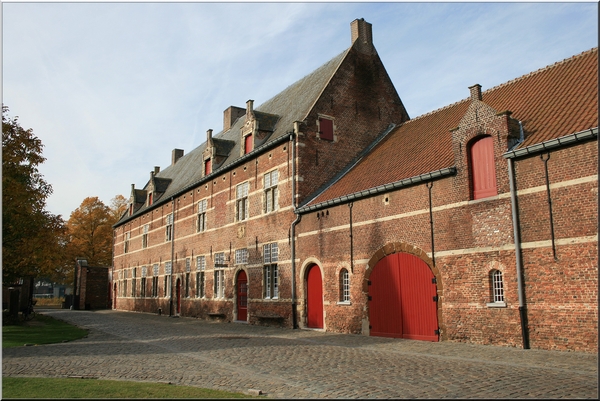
[3,309,598,399]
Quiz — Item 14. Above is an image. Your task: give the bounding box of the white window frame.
[339,268,350,304]
[487,269,507,307]
[197,199,207,232]
[236,182,249,221]
[165,213,173,242]
[214,252,225,299]
[235,248,248,265]
[164,261,172,298]
[264,170,279,213]
[124,232,130,253]
[196,256,206,298]
[142,224,149,248]
[263,243,279,299]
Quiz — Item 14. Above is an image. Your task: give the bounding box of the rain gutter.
[296,167,457,215]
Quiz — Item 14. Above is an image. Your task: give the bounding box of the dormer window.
[469,135,497,200]
[147,192,153,206]
[318,116,334,141]
[244,133,253,154]
[129,203,134,216]
[204,158,211,176]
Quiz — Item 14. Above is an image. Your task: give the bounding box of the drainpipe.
[507,120,530,349]
[169,197,175,317]
[290,125,299,329]
[426,182,435,266]
[540,152,558,260]
[348,202,354,273]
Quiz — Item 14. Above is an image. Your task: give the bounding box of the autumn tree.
[109,194,128,225]
[66,197,114,267]
[2,105,67,283]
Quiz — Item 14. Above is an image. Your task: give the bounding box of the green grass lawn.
[2,313,88,348]
[2,377,254,398]
[2,314,254,398]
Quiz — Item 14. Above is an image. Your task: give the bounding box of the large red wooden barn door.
[237,270,248,321]
[306,265,323,328]
[369,252,438,341]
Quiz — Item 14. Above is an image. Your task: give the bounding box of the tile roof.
[305,48,598,208]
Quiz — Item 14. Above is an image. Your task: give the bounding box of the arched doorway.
[176,278,181,314]
[306,264,323,328]
[236,270,248,321]
[369,252,438,341]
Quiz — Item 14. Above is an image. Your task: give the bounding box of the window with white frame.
[124,232,130,253]
[340,268,350,303]
[214,252,225,298]
[152,264,159,298]
[196,256,205,298]
[235,248,248,265]
[486,269,506,307]
[492,270,504,303]
[197,199,207,232]
[263,243,279,299]
[141,266,147,298]
[264,170,279,213]
[142,224,149,248]
[236,182,249,221]
[131,267,137,297]
[164,261,172,297]
[165,213,173,242]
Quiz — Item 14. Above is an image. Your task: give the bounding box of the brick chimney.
[223,106,246,131]
[246,99,255,119]
[469,84,482,101]
[351,18,374,54]
[171,149,184,166]
[154,166,160,174]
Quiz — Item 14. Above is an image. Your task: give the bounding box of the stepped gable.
[306,47,598,207]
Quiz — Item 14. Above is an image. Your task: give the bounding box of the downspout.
[508,120,530,349]
[169,197,175,317]
[540,152,558,260]
[426,182,435,266]
[290,124,299,329]
[348,202,354,273]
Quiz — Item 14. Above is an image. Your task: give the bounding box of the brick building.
[113,19,598,352]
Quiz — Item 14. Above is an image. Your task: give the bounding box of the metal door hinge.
[432,295,439,302]
[368,295,372,301]
[432,277,437,284]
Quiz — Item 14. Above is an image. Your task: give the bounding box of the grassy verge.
[2,377,253,398]
[2,313,88,348]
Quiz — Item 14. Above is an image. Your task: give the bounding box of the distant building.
[112,19,598,352]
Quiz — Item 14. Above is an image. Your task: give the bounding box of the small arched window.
[487,269,506,307]
[469,135,497,199]
[339,268,350,303]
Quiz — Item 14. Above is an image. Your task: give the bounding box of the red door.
[470,135,497,199]
[369,253,438,341]
[306,265,323,328]
[176,278,181,314]
[237,270,248,321]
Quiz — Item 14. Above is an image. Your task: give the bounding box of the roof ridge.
[402,48,598,126]
[485,47,598,95]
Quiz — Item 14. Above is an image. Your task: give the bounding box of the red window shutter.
[148,193,153,206]
[319,118,334,141]
[204,159,211,175]
[470,136,497,199]
[245,134,253,154]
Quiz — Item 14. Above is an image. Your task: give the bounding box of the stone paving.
[2,309,598,398]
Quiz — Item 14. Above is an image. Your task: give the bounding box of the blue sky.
[2,1,597,219]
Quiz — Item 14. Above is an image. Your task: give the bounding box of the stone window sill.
[486,301,507,308]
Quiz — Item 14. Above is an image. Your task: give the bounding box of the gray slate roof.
[117,48,349,225]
